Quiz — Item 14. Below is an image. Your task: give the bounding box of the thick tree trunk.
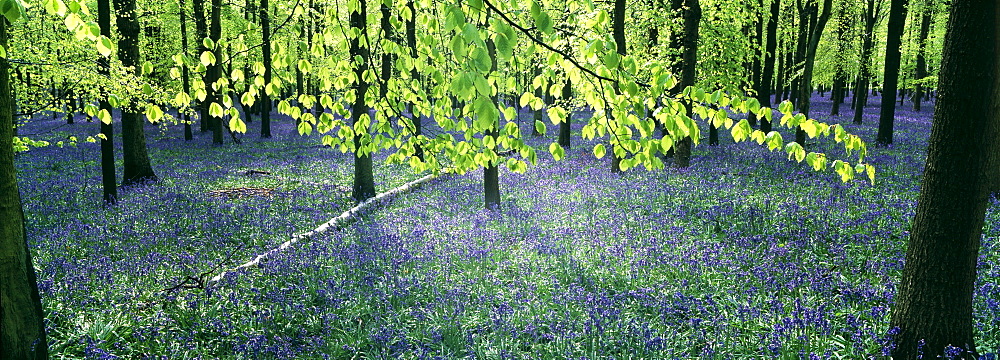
[673,0,700,168]
[830,0,850,116]
[114,0,158,185]
[350,0,376,201]
[260,0,272,138]
[877,0,909,146]
[889,0,998,357]
[98,0,117,203]
[758,0,778,133]
[913,3,932,112]
[0,17,49,360]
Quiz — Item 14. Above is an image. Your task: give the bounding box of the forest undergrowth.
[13,94,1000,359]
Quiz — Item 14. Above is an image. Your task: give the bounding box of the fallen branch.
[206,171,447,286]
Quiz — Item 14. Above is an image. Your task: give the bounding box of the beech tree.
[876,0,908,146]
[889,0,998,356]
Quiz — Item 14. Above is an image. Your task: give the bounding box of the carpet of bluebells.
[13,94,1000,359]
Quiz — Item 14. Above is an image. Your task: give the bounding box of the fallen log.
[206,171,447,286]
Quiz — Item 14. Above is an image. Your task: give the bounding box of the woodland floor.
[13,94,1000,359]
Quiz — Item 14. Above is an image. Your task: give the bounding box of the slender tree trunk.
[559,79,571,148]
[796,0,833,146]
[748,2,763,129]
[98,0,117,203]
[913,2,932,112]
[532,66,543,136]
[877,0,908,146]
[350,0,375,201]
[205,0,224,145]
[889,0,998,356]
[484,38,500,209]
[759,0,779,133]
[192,0,208,132]
[406,0,421,159]
[260,0,272,138]
[611,0,626,172]
[673,0,701,168]
[853,0,881,124]
[830,0,849,116]
[115,0,158,185]
[179,0,193,141]
[0,17,49,360]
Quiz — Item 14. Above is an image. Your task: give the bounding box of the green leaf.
[549,142,564,160]
[97,109,112,124]
[534,120,546,135]
[785,142,806,163]
[778,100,793,115]
[144,104,163,122]
[298,121,313,136]
[1,0,27,23]
[44,0,66,16]
[494,33,513,60]
[731,119,751,142]
[209,102,224,118]
[593,143,606,159]
[298,59,312,74]
[202,37,215,50]
[200,51,216,66]
[534,11,553,34]
[97,36,114,57]
[141,61,153,75]
[229,117,247,133]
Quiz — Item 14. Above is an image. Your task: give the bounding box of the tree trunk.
[179,0,193,141]
[559,79,571,148]
[191,0,209,132]
[748,2,763,129]
[610,0,626,173]
[484,37,500,209]
[853,0,882,124]
[796,0,833,146]
[889,0,998,357]
[114,0,158,185]
[759,0,778,133]
[913,2,932,112]
[350,0,376,201]
[406,0,421,159]
[673,0,700,168]
[205,0,224,145]
[0,16,49,360]
[260,0,272,138]
[97,0,117,204]
[830,0,850,116]
[532,66,543,136]
[877,0,909,146]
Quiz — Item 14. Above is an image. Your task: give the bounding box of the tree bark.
[98,0,117,203]
[484,38,500,209]
[205,0,224,145]
[0,16,49,360]
[260,0,272,138]
[889,0,998,357]
[758,0,778,133]
[830,0,850,116]
[876,0,909,146]
[406,0,421,159]
[611,0,626,173]
[179,0,193,141]
[673,0,700,168]
[912,1,932,112]
[114,0,158,185]
[795,0,833,144]
[350,0,376,201]
[853,0,882,124]
[191,0,209,132]
[559,79,571,148]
